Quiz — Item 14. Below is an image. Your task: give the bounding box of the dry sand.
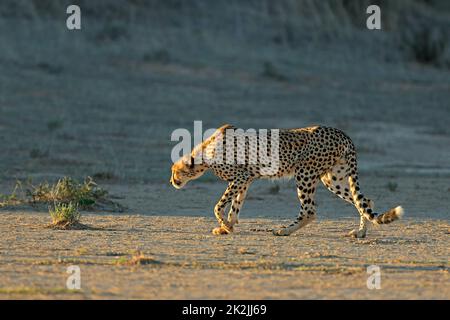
[0,175,448,300]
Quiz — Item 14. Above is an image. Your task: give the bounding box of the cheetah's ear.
[189,156,195,169]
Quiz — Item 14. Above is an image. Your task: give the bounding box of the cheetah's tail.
[374,206,404,225]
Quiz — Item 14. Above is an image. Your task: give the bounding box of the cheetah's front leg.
[212,182,238,235]
[212,180,251,235]
[212,188,232,235]
[227,183,249,226]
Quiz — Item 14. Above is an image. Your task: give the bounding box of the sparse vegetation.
[0,287,79,295]
[401,23,448,67]
[116,250,160,266]
[47,119,64,132]
[261,61,288,82]
[29,148,49,159]
[387,181,398,192]
[95,22,129,43]
[143,49,171,64]
[29,176,107,209]
[36,62,63,75]
[237,247,256,255]
[268,184,280,195]
[0,183,21,207]
[75,247,89,256]
[48,202,81,229]
[92,171,118,181]
[0,176,124,212]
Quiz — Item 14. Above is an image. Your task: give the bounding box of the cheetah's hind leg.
[346,215,369,238]
[273,170,318,236]
[321,159,373,238]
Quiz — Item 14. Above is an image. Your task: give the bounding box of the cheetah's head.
[170,154,207,189]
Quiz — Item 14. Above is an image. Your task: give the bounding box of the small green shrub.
[143,49,171,64]
[386,181,398,192]
[95,23,129,43]
[0,182,21,207]
[49,202,81,228]
[0,176,123,212]
[261,61,288,82]
[92,171,117,181]
[401,25,447,67]
[29,148,49,159]
[47,119,64,132]
[269,184,280,194]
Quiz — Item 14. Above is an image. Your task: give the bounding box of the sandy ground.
[0,175,448,300]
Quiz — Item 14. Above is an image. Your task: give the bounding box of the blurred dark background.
[0,0,449,184]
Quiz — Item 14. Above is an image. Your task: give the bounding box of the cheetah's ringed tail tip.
[395,206,404,218]
[374,206,404,225]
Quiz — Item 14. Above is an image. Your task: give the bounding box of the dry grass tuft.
[47,202,87,230]
[116,250,161,266]
[29,176,107,208]
[386,181,398,192]
[0,176,124,212]
[0,182,21,207]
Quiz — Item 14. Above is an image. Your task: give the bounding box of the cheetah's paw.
[272,227,292,236]
[346,229,366,238]
[212,225,232,235]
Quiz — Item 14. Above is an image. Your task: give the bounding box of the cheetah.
[170,124,403,237]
